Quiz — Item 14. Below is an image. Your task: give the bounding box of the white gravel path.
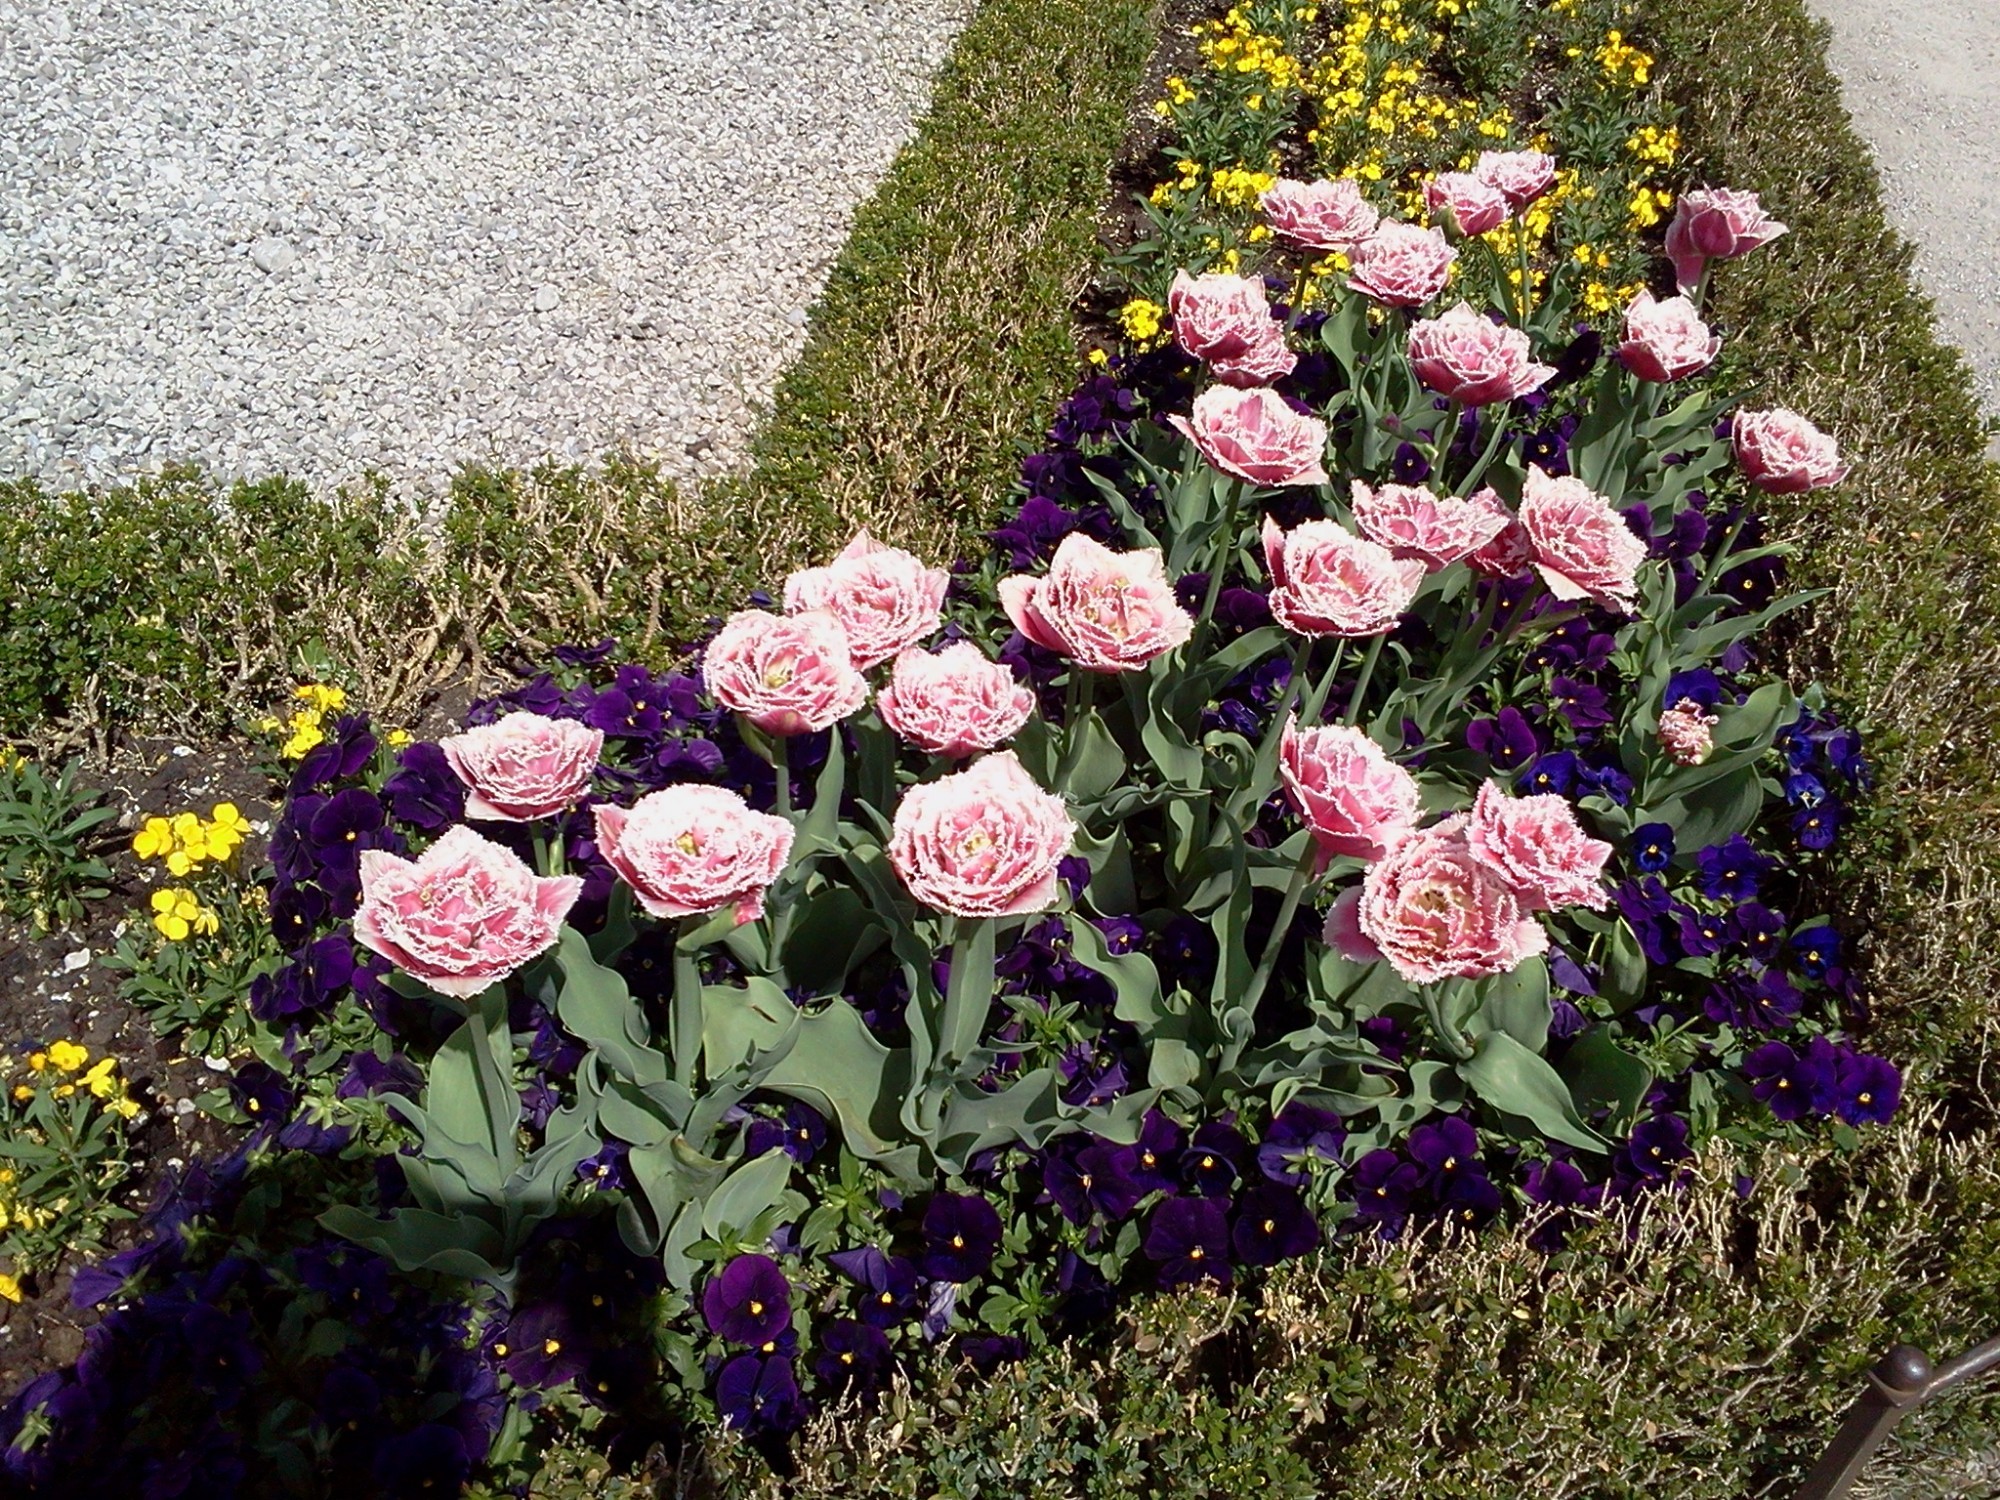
[1804,0,2000,448]
[0,0,972,496]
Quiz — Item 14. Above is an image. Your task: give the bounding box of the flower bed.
[1,0,1976,1494]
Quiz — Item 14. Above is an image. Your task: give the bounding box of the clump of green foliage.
[0,756,115,932]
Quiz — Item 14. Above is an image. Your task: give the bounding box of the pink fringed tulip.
[1167,270,1295,388]
[1262,515,1425,638]
[1279,718,1422,864]
[877,643,1037,758]
[998,534,1193,672]
[1407,301,1556,406]
[1464,780,1612,912]
[1518,466,1648,612]
[1658,699,1719,766]
[353,825,581,999]
[1350,479,1510,571]
[440,711,604,822]
[593,785,795,926]
[1337,815,1548,983]
[1664,188,1788,293]
[1732,407,1848,494]
[1259,176,1381,252]
[782,530,949,671]
[1473,149,1557,210]
[1423,172,1508,237]
[1347,221,1456,308]
[888,751,1076,918]
[1168,385,1330,488]
[1617,290,1721,383]
[1464,486,1534,579]
[704,609,870,735]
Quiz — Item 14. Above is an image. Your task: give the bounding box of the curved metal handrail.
[1792,1336,2000,1499]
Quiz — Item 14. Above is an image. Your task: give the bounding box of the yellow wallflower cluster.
[13,1042,139,1119]
[1198,10,1309,93]
[1118,298,1168,346]
[150,887,221,942]
[133,801,252,875]
[254,682,349,761]
[1207,166,1279,212]
[1596,29,1653,87]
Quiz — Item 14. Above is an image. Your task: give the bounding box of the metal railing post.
[1790,1344,1934,1500]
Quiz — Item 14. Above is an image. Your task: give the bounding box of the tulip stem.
[1457,408,1512,496]
[1699,509,1750,594]
[672,917,705,1090]
[1343,634,1386,725]
[1229,835,1322,1070]
[1514,221,1535,327]
[770,734,792,821]
[1433,398,1462,475]
[1189,477,1248,663]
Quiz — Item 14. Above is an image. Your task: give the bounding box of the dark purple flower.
[1784,769,1829,808]
[381,742,466,832]
[1143,1198,1231,1287]
[229,1061,293,1124]
[1696,836,1776,902]
[1831,1052,1901,1126]
[1789,924,1841,981]
[1521,424,1571,474]
[1547,676,1613,733]
[918,1193,1002,1283]
[1675,903,1737,958]
[1045,1139,1145,1224]
[1624,1115,1692,1181]
[501,1302,592,1389]
[306,786,389,856]
[1441,1168,1505,1227]
[1093,914,1147,955]
[1349,1150,1423,1237]
[1131,1110,1186,1194]
[828,1245,921,1328]
[1231,1181,1320,1266]
[1256,1104,1345,1183]
[576,1140,632,1190]
[1360,1015,1411,1065]
[814,1319,894,1395]
[291,715,378,792]
[1467,706,1542,773]
[1523,1157,1593,1209]
[1704,969,1802,1031]
[1733,902,1788,966]
[1743,1041,1811,1120]
[1631,822,1675,873]
[1406,1116,1478,1188]
[715,1353,802,1433]
[250,934,356,1021]
[1664,668,1724,709]
[1181,1121,1245,1197]
[1520,750,1582,797]
[1390,441,1433,484]
[337,1049,422,1100]
[1793,798,1844,850]
[371,1424,471,1498]
[962,1333,1027,1374]
[702,1254,792,1346]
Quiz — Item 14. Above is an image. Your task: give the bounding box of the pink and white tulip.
[1464,780,1612,912]
[1262,515,1425,638]
[1279,718,1422,864]
[877,643,1037,758]
[998,534,1193,672]
[1617,290,1721,383]
[1423,172,1508,238]
[1473,149,1557,210]
[593,785,795,926]
[1330,815,1547,984]
[1732,407,1848,494]
[1518,466,1648,612]
[1664,188,1788,293]
[1259,176,1381,252]
[704,609,870,736]
[1407,301,1555,406]
[1168,385,1329,488]
[440,711,603,822]
[888,751,1076,918]
[782,530,949,671]
[1350,479,1511,571]
[1347,221,1456,308]
[353,825,581,999]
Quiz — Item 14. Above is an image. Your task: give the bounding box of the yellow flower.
[110,1096,142,1121]
[82,1058,119,1100]
[151,887,209,942]
[280,722,326,761]
[295,683,347,713]
[0,1275,20,1304]
[1118,298,1166,344]
[211,802,252,836]
[386,728,414,750]
[46,1041,88,1073]
[26,1052,46,1074]
[132,817,176,860]
[11,1085,31,1103]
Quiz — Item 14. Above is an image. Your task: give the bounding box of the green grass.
[0,0,1159,750]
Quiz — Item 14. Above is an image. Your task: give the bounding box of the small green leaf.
[1458,1032,1606,1152]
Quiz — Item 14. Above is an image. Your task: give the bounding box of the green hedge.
[0,0,1159,749]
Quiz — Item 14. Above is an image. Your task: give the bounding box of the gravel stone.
[0,0,973,496]
[1806,0,2000,451]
